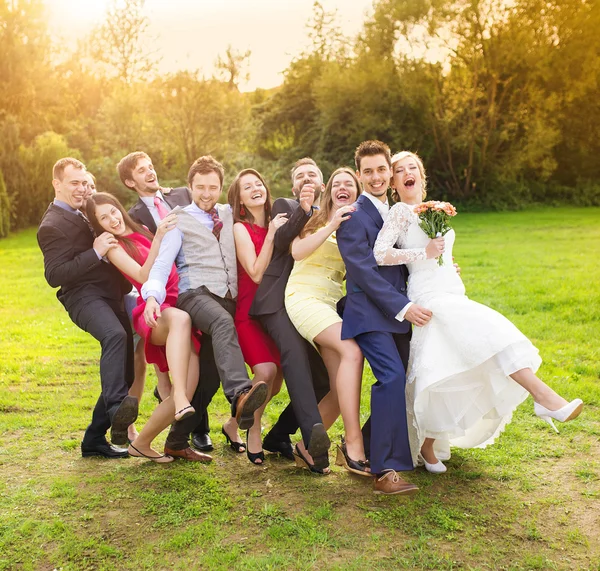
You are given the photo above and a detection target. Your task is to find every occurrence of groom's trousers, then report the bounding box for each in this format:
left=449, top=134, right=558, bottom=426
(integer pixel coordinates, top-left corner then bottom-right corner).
left=355, top=330, right=413, bottom=474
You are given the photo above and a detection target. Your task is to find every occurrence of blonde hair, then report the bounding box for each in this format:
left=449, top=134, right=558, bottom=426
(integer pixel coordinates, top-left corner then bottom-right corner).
left=390, top=151, right=427, bottom=202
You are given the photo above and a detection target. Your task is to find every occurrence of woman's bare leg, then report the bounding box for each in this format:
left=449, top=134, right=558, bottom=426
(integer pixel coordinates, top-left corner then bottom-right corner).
left=246, top=362, right=279, bottom=463
left=149, top=307, right=194, bottom=417
left=510, top=368, right=568, bottom=410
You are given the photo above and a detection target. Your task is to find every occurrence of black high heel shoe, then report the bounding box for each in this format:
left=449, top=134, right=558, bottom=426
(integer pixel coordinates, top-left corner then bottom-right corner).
left=246, top=430, right=265, bottom=465
left=293, top=444, right=330, bottom=475
left=221, top=425, right=245, bottom=453
left=335, top=441, right=371, bottom=477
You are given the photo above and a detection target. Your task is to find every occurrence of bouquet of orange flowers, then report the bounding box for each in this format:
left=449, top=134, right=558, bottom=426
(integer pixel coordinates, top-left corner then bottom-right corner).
left=414, top=201, right=458, bottom=266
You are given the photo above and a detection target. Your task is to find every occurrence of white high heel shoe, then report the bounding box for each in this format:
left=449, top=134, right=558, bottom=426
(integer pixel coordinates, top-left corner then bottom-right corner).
left=419, top=454, right=447, bottom=474
left=534, top=399, right=584, bottom=433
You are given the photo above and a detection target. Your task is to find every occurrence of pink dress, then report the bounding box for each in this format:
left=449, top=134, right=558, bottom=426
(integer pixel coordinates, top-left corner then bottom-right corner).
left=120, top=232, right=200, bottom=372
left=234, top=222, right=280, bottom=370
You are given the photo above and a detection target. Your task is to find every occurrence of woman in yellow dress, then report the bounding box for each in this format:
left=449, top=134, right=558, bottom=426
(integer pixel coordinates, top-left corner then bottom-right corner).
left=285, top=167, right=370, bottom=476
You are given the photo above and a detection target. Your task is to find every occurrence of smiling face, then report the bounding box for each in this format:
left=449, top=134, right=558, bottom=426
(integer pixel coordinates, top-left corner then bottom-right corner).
left=53, top=165, right=89, bottom=210
left=126, top=157, right=160, bottom=196
left=357, top=154, right=391, bottom=201
left=239, top=173, right=267, bottom=209
left=94, top=202, right=127, bottom=236
left=191, top=171, right=222, bottom=212
left=391, top=154, right=426, bottom=204
left=330, top=171, right=359, bottom=209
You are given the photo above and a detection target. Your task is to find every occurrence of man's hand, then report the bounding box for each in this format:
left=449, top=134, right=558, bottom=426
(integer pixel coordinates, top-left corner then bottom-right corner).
left=298, top=184, right=316, bottom=213
left=93, top=232, right=119, bottom=257
left=143, top=296, right=161, bottom=328
left=404, top=304, right=433, bottom=327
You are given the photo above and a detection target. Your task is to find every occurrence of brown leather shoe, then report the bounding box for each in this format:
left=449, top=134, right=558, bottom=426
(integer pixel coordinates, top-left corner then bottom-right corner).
left=164, top=446, right=212, bottom=463
left=373, top=470, right=419, bottom=495
left=233, top=382, right=269, bottom=430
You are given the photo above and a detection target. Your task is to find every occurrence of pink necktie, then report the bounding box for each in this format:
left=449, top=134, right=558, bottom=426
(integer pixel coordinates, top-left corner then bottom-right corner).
left=153, top=196, right=170, bottom=220
left=209, top=208, right=223, bottom=239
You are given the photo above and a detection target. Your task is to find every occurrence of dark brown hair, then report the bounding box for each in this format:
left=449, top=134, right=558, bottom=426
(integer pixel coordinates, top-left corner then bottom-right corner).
left=53, top=157, right=85, bottom=180
left=354, top=140, right=392, bottom=172
left=300, top=167, right=361, bottom=238
left=227, top=168, right=273, bottom=226
left=116, top=151, right=151, bottom=190
left=85, top=192, right=154, bottom=262
left=187, top=155, right=224, bottom=188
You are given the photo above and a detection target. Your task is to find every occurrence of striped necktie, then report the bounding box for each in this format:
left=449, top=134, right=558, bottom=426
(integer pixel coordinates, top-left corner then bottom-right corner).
left=209, top=207, right=223, bottom=239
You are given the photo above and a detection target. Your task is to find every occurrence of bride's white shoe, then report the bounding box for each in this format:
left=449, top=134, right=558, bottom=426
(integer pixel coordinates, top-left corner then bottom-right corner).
left=419, top=454, right=447, bottom=474
left=534, top=399, right=583, bottom=433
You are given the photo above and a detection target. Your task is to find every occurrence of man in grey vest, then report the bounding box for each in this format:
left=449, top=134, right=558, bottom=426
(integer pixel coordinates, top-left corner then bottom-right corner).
left=141, top=155, right=267, bottom=441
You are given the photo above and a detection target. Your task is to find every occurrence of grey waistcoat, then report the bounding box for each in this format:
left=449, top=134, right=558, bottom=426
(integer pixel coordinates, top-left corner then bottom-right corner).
left=173, top=204, right=238, bottom=299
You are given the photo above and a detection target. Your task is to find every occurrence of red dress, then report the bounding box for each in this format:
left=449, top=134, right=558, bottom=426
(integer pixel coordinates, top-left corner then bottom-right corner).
left=234, top=222, right=281, bottom=370
left=120, top=232, right=200, bottom=372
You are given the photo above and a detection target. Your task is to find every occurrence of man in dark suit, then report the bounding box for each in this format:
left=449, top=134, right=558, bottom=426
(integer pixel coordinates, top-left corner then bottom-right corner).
left=37, top=157, right=138, bottom=458
left=117, top=151, right=217, bottom=458
left=249, top=158, right=331, bottom=470
left=337, top=140, right=433, bottom=495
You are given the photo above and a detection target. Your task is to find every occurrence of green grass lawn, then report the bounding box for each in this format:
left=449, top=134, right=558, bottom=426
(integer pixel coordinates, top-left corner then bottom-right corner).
left=0, top=207, right=599, bottom=570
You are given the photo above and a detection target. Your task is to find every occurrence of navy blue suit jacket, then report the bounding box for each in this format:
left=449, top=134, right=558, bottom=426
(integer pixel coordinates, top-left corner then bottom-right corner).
left=336, top=194, right=411, bottom=339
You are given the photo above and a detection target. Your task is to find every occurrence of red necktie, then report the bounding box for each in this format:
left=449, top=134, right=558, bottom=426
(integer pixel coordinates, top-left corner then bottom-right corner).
left=153, top=196, right=170, bottom=220
left=209, top=207, right=223, bottom=239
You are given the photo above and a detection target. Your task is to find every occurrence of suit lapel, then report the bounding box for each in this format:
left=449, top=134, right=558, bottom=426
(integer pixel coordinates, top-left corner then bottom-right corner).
left=131, top=200, right=157, bottom=233
left=52, top=203, right=92, bottom=235
left=358, top=194, right=383, bottom=230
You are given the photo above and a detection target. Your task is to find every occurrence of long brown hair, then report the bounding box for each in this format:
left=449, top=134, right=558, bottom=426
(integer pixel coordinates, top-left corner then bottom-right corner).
left=300, top=167, right=361, bottom=238
left=85, top=192, right=154, bottom=262
left=227, top=168, right=273, bottom=226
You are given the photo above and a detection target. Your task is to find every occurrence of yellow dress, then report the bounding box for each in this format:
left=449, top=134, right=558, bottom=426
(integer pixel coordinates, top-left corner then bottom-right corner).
left=285, top=233, right=345, bottom=345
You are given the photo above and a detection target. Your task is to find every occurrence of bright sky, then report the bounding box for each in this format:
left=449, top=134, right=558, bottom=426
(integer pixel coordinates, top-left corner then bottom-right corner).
left=45, top=0, right=375, bottom=90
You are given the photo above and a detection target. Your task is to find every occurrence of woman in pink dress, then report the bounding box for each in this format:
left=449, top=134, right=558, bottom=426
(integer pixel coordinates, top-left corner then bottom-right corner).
left=227, top=169, right=288, bottom=464
left=86, top=192, right=200, bottom=463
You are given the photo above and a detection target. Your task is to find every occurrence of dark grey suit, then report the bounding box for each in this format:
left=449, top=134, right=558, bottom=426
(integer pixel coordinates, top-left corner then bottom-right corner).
left=249, top=198, right=330, bottom=447
left=37, top=203, right=134, bottom=445
left=128, top=188, right=218, bottom=449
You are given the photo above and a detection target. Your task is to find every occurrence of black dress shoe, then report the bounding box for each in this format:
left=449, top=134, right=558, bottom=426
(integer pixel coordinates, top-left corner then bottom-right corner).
left=109, top=396, right=139, bottom=446
left=262, top=435, right=294, bottom=460
left=81, top=441, right=129, bottom=459
left=191, top=432, right=214, bottom=452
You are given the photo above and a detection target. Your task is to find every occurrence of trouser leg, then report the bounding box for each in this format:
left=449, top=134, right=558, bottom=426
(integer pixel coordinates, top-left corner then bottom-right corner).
left=355, top=331, right=413, bottom=474
left=177, top=288, right=250, bottom=401
left=259, top=310, right=323, bottom=447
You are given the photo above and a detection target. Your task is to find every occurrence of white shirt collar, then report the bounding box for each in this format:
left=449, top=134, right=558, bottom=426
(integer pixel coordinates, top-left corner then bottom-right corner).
left=363, top=192, right=389, bottom=220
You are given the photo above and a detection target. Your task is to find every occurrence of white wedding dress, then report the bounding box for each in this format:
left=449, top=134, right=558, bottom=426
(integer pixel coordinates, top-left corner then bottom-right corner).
left=374, top=202, right=540, bottom=461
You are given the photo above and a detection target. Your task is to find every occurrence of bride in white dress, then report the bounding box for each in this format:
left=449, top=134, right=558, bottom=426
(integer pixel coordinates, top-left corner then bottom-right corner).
left=373, top=151, right=583, bottom=474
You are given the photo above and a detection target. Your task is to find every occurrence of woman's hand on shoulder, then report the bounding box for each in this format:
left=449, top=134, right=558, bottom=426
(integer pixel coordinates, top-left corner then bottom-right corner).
left=267, top=213, right=288, bottom=239
left=155, top=213, right=177, bottom=240
left=329, top=205, right=356, bottom=230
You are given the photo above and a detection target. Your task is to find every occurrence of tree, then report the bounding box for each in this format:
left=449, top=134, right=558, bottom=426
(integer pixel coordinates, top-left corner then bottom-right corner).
left=88, top=0, right=159, bottom=83
left=0, top=170, right=10, bottom=237
left=215, top=45, right=251, bottom=91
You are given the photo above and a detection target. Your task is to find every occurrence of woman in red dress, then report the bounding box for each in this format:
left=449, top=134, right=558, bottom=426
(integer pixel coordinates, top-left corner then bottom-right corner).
left=228, top=169, right=288, bottom=464
left=86, top=193, right=200, bottom=463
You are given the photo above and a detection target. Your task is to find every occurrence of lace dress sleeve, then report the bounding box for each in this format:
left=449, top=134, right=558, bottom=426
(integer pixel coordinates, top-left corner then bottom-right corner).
left=373, top=203, right=428, bottom=266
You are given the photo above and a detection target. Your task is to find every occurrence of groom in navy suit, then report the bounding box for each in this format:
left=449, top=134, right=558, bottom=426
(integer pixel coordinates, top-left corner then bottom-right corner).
left=337, top=140, right=432, bottom=495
